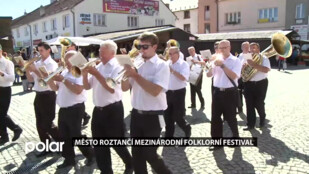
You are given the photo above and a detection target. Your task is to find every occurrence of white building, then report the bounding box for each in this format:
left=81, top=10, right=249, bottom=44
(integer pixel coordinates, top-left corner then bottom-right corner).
left=163, top=0, right=198, bottom=34
left=11, top=0, right=176, bottom=50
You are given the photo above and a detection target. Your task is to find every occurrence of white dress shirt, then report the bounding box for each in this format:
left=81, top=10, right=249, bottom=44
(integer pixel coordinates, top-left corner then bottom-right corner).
left=250, top=55, right=271, bottom=82
left=56, top=69, right=87, bottom=108
left=31, top=56, right=58, bottom=92
left=211, top=53, right=241, bottom=88
left=186, top=53, right=203, bottom=67
left=0, top=56, right=15, bottom=87
left=89, top=57, right=123, bottom=107
left=168, top=58, right=189, bottom=90
left=130, top=54, right=170, bottom=111
left=238, top=53, right=246, bottom=65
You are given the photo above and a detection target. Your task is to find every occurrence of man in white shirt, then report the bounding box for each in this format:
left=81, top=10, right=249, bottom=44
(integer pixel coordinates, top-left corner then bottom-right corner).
left=122, top=32, right=172, bottom=174
left=237, top=41, right=250, bottom=114
left=243, top=42, right=271, bottom=130
left=0, top=44, right=23, bottom=145
left=48, top=51, right=94, bottom=168
left=25, top=42, right=61, bottom=157
left=82, top=40, right=133, bottom=174
left=207, top=40, right=241, bottom=151
left=165, top=47, right=191, bottom=138
left=187, top=46, right=205, bottom=110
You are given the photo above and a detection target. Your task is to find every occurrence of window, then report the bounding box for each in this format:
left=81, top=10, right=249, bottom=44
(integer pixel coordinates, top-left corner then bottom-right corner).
left=63, top=14, right=70, bottom=28
left=155, top=19, right=164, bottom=26
left=205, top=23, right=210, bottom=33
left=296, top=3, right=305, bottom=19
left=225, top=12, right=241, bottom=24
left=184, top=10, right=190, bottom=19
left=128, top=16, right=138, bottom=27
left=51, top=19, right=57, bottom=30
left=24, top=26, right=29, bottom=36
left=33, top=24, right=38, bottom=35
left=184, top=24, right=190, bottom=33
left=16, top=28, right=20, bottom=38
left=204, top=6, right=210, bottom=20
left=43, top=21, right=47, bottom=32
left=93, top=13, right=106, bottom=26
left=258, top=7, right=278, bottom=23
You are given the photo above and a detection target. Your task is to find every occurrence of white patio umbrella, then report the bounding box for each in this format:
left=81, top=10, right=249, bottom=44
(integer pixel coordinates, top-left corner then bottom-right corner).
left=46, top=36, right=102, bottom=46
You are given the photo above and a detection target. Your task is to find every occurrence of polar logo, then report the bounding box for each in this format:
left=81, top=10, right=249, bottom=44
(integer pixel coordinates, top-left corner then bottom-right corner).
left=25, top=140, right=64, bottom=153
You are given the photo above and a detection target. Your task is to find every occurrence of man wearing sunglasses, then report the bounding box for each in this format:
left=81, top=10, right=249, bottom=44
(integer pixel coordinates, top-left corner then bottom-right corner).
left=122, top=32, right=172, bottom=174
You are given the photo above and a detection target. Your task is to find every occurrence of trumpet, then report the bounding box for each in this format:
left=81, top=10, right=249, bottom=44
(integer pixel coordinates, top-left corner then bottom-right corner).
left=38, top=66, right=65, bottom=87
left=16, top=56, right=41, bottom=76
left=106, top=58, right=144, bottom=89
left=71, top=58, right=101, bottom=77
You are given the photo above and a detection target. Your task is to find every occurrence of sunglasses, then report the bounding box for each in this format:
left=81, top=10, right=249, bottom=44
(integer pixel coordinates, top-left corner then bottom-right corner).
left=136, top=44, right=152, bottom=50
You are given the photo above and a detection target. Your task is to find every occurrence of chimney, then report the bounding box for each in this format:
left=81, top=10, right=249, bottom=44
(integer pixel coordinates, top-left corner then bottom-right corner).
left=40, top=5, right=45, bottom=16
left=50, top=0, right=56, bottom=3
left=24, top=10, right=27, bottom=15
left=166, top=3, right=170, bottom=9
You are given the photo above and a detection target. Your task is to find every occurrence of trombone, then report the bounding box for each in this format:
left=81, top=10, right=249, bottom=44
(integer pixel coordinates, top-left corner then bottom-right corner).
left=106, top=57, right=144, bottom=89
left=16, top=56, right=41, bottom=76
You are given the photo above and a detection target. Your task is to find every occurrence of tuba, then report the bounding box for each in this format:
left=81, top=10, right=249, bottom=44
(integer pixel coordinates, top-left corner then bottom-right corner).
left=163, top=39, right=179, bottom=61
left=128, top=39, right=140, bottom=58
left=242, top=33, right=292, bottom=82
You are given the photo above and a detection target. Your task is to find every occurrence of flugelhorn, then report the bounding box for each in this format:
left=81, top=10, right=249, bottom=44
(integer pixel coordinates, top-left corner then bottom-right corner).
left=38, top=66, right=65, bottom=87
left=106, top=57, right=144, bottom=89
left=16, top=56, right=41, bottom=76
left=71, top=58, right=101, bottom=78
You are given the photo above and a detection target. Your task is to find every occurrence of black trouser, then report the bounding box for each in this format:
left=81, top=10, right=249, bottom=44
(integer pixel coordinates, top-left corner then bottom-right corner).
left=211, top=87, right=239, bottom=138
left=244, top=78, right=268, bottom=127
left=58, top=103, right=93, bottom=163
left=0, top=87, right=12, bottom=138
left=237, top=78, right=244, bottom=111
left=164, top=88, right=190, bottom=137
left=131, top=109, right=171, bottom=174
left=92, top=101, right=132, bottom=174
left=190, top=75, right=205, bottom=107
left=34, top=91, right=60, bottom=142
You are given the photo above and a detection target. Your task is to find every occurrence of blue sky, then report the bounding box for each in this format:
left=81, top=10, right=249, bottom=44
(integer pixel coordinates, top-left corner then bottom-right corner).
left=0, top=0, right=50, bottom=19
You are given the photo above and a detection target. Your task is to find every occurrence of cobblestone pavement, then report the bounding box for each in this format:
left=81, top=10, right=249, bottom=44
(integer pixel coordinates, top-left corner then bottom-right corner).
left=1, top=66, right=309, bottom=174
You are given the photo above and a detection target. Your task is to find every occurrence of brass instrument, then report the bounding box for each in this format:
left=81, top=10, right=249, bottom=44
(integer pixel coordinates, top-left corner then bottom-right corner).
left=163, top=39, right=179, bottom=61
left=242, top=33, right=292, bottom=82
left=16, top=56, right=41, bottom=76
left=38, top=66, right=64, bottom=87
left=71, top=58, right=101, bottom=78
left=128, top=39, right=140, bottom=58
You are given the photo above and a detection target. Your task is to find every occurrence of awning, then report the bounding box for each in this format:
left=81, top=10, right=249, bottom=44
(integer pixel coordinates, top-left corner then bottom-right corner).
left=195, top=30, right=299, bottom=41
left=46, top=36, right=102, bottom=46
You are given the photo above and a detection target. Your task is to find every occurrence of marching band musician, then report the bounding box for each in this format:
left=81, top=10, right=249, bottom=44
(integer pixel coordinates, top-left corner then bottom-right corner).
left=0, top=44, right=23, bottom=145
left=47, top=50, right=94, bottom=168
left=25, top=42, right=61, bottom=157
left=187, top=46, right=205, bottom=110
left=82, top=40, right=133, bottom=174
left=243, top=42, right=270, bottom=130
left=164, top=46, right=191, bottom=138
left=65, top=41, right=91, bottom=127
left=122, top=32, right=172, bottom=174
left=206, top=40, right=241, bottom=151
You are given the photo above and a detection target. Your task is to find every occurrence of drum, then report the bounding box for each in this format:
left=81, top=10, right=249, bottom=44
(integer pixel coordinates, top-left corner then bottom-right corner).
left=188, top=64, right=203, bottom=86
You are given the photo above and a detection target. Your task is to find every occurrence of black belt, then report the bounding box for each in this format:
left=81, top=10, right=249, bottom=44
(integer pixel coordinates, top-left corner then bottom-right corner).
left=168, top=88, right=185, bottom=93
left=61, top=103, right=84, bottom=109
left=133, top=108, right=164, bottom=115
left=247, top=78, right=267, bottom=84
left=95, top=101, right=121, bottom=111
left=36, top=91, right=55, bottom=95
left=0, top=86, right=11, bottom=89
left=213, top=87, right=237, bottom=92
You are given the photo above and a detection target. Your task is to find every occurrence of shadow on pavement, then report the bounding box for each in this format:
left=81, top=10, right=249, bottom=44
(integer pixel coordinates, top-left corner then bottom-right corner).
left=11, top=91, right=32, bottom=96
left=249, top=127, right=309, bottom=166
left=213, top=147, right=255, bottom=174
left=185, top=108, right=210, bottom=125
left=0, top=143, right=17, bottom=153
left=162, top=146, right=194, bottom=174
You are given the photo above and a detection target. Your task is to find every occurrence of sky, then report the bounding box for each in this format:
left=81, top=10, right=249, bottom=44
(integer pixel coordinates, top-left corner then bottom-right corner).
left=0, top=0, right=50, bottom=19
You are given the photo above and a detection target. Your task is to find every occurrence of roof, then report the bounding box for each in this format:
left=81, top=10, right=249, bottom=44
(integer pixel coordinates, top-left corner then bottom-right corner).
left=195, top=30, right=300, bottom=41
left=87, top=25, right=197, bottom=42
left=162, top=0, right=198, bottom=12
left=11, top=0, right=83, bottom=28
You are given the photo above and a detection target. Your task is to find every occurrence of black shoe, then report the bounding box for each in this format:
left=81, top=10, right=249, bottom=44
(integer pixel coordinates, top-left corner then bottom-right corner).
left=0, top=137, right=9, bottom=146
left=35, top=151, right=52, bottom=157
left=259, top=123, right=265, bottom=129
left=184, top=126, right=192, bottom=138
left=200, top=106, right=205, bottom=110
left=85, top=157, right=95, bottom=166
left=57, top=160, right=75, bottom=169
left=188, top=105, right=196, bottom=109
left=12, top=128, right=23, bottom=141
left=243, top=126, right=254, bottom=131
left=82, top=114, right=91, bottom=127
left=209, top=146, right=222, bottom=151
left=124, top=166, right=134, bottom=174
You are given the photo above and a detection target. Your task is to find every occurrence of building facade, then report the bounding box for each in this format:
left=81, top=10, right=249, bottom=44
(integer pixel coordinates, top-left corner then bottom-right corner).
left=11, top=0, right=176, bottom=50
left=197, top=0, right=218, bottom=34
